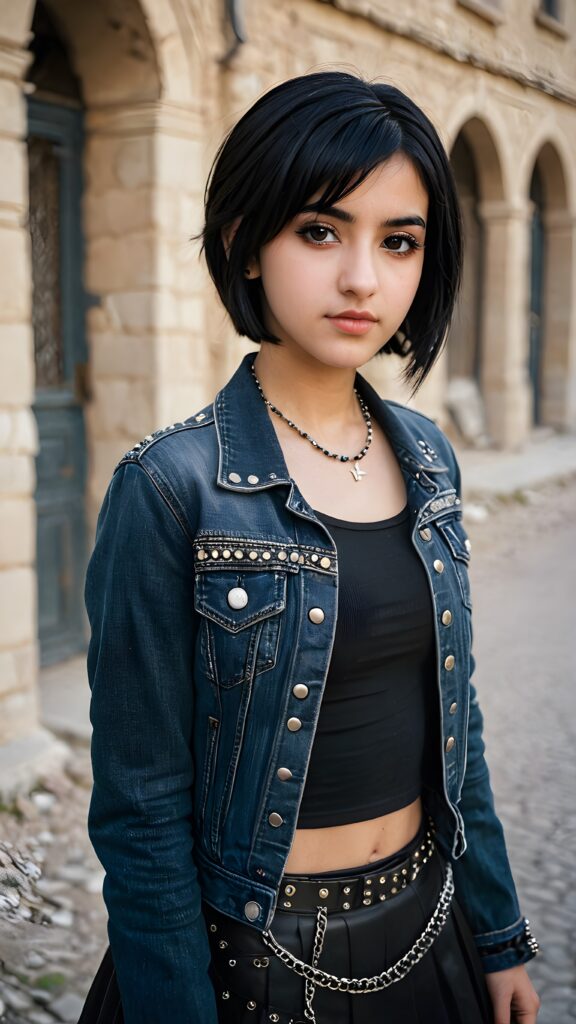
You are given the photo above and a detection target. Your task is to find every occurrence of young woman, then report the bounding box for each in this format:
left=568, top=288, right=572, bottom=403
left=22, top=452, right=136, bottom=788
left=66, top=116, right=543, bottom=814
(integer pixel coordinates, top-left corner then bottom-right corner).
left=80, top=72, right=541, bottom=1024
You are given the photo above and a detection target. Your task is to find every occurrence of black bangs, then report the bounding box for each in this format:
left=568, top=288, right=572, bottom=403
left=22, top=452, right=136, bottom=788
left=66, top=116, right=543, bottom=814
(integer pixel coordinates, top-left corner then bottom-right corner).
left=253, top=98, right=404, bottom=242
left=197, top=71, right=462, bottom=390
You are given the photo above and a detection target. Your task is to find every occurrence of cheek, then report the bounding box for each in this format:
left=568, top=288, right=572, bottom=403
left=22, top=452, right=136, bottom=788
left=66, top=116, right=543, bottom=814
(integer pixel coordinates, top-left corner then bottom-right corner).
left=388, top=258, right=424, bottom=306
left=261, top=249, right=324, bottom=311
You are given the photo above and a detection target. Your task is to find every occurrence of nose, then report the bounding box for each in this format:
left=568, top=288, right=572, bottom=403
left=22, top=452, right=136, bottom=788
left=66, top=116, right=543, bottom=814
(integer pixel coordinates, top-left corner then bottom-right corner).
left=337, top=241, right=378, bottom=298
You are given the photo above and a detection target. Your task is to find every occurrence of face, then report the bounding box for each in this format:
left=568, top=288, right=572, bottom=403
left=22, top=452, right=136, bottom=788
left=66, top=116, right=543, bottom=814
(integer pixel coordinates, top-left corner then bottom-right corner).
left=249, top=153, right=428, bottom=370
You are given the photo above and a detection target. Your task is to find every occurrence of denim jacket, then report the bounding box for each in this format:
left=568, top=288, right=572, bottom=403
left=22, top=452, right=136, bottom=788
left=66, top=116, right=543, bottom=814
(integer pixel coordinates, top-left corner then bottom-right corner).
left=85, top=351, right=535, bottom=1024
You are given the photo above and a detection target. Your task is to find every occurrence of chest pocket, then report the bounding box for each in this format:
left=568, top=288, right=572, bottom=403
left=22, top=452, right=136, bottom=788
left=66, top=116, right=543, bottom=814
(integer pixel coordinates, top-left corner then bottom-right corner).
left=194, top=570, right=287, bottom=687
left=433, top=515, right=472, bottom=610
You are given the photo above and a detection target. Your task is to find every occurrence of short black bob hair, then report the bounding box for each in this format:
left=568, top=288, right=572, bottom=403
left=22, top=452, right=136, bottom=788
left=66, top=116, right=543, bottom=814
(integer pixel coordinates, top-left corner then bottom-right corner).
left=199, top=70, right=462, bottom=390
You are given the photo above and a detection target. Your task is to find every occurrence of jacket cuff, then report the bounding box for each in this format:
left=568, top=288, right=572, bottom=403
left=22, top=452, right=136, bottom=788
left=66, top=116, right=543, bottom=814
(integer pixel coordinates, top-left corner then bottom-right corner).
left=475, top=917, right=540, bottom=973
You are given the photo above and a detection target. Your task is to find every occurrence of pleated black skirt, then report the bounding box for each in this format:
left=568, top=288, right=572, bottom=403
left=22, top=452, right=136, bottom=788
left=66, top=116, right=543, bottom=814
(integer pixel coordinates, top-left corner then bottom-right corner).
left=79, top=838, right=493, bottom=1024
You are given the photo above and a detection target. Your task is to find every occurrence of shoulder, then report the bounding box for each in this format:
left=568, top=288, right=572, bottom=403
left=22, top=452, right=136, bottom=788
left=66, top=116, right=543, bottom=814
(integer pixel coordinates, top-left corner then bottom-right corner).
left=384, top=399, right=459, bottom=476
left=114, top=402, right=216, bottom=476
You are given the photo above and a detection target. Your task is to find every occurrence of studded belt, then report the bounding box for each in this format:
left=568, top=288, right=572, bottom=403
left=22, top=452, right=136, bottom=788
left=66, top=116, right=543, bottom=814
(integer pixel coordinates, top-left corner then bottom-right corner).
left=277, top=825, right=436, bottom=914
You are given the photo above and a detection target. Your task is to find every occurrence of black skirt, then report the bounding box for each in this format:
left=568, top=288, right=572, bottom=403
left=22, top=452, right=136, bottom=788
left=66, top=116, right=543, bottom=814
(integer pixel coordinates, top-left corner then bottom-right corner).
left=79, top=835, right=493, bottom=1024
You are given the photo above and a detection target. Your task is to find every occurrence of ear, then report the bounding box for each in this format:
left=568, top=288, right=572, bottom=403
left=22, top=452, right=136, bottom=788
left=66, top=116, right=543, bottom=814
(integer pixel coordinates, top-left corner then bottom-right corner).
left=221, top=216, right=242, bottom=259
left=221, top=216, right=261, bottom=278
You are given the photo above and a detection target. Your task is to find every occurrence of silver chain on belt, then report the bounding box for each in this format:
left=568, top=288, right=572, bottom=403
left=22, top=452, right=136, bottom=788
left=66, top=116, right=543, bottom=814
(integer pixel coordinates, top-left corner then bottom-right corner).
left=261, top=862, right=455, bottom=1023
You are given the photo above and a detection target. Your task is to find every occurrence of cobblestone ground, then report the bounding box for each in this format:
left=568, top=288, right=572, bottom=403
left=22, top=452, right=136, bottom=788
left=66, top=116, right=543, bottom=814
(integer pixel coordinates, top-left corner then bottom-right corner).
left=465, top=476, right=576, bottom=1023
left=0, top=476, right=574, bottom=1023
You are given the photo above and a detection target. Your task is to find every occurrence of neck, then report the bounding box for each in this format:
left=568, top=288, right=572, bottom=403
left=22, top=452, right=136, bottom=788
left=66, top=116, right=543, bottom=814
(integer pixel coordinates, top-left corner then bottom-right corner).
left=252, top=346, right=362, bottom=437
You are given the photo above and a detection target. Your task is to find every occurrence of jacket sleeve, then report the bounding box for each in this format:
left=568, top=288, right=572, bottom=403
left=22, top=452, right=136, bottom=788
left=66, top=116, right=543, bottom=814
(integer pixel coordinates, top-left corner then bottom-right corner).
left=84, top=460, right=218, bottom=1023
left=441, top=436, right=540, bottom=973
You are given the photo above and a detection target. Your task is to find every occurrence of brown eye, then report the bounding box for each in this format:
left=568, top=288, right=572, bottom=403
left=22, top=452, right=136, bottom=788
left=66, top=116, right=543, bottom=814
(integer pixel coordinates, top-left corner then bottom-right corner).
left=296, top=223, right=338, bottom=244
left=383, top=234, right=419, bottom=254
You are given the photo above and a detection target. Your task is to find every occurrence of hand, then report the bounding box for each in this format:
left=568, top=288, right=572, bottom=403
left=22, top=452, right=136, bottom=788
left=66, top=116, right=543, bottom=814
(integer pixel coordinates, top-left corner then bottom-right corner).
left=485, top=964, right=541, bottom=1023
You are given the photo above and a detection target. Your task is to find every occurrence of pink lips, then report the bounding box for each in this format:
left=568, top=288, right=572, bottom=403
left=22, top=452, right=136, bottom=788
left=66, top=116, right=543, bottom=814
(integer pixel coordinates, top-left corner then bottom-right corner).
left=327, top=309, right=378, bottom=335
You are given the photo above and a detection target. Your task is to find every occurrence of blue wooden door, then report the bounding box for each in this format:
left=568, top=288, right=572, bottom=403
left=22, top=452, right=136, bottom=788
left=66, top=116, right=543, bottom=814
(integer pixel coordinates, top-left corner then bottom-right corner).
left=27, top=99, right=90, bottom=666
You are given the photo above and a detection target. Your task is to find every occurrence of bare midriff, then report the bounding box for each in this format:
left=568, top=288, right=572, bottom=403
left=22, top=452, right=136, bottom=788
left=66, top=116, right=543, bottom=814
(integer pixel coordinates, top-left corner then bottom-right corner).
left=284, top=796, right=423, bottom=874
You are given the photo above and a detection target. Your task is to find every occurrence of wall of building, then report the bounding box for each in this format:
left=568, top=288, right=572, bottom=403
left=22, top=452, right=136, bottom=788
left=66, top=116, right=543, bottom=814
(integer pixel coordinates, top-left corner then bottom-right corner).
left=0, top=0, right=574, bottom=788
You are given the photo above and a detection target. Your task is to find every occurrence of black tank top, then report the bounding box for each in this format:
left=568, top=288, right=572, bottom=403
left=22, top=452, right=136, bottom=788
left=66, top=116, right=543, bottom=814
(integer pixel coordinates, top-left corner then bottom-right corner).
left=296, top=504, right=437, bottom=828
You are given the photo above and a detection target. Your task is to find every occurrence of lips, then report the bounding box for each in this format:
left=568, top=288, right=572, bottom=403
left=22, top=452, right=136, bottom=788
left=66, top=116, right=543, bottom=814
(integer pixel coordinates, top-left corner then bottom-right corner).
left=330, top=309, right=378, bottom=321
left=326, top=312, right=378, bottom=336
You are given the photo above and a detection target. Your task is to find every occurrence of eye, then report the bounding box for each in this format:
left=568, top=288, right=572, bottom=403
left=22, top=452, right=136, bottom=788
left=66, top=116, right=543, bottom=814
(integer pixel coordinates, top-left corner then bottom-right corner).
left=383, top=233, right=423, bottom=255
left=296, top=223, right=338, bottom=245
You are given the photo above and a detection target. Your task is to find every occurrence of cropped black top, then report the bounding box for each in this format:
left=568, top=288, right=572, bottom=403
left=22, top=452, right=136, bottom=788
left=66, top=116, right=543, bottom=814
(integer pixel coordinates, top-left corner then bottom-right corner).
left=296, top=504, right=437, bottom=829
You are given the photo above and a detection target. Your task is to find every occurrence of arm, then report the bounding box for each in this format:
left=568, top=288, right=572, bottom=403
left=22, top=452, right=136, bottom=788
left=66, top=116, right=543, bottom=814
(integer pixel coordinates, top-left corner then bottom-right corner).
left=85, top=461, right=218, bottom=1024
left=439, top=438, right=540, bottom=1019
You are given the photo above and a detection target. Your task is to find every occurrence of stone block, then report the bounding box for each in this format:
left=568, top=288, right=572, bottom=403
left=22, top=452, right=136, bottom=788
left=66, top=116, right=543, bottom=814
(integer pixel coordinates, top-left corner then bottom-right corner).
left=152, top=190, right=180, bottom=233
left=86, top=302, right=110, bottom=333
left=0, top=567, right=36, bottom=648
left=156, top=135, right=203, bottom=192
left=103, top=291, right=156, bottom=332
left=90, top=332, right=156, bottom=379
left=155, top=289, right=180, bottom=331
left=0, top=323, right=35, bottom=405
left=88, top=439, right=131, bottom=489
left=84, top=188, right=153, bottom=237
left=0, top=78, right=25, bottom=136
left=87, top=234, right=156, bottom=291
left=157, top=332, right=210, bottom=384
left=115, top=136, right=154, bottom=190
left=0, top=454, right=35, bottom=496
left=0, top=228, right=30, bottom=322
left=0, top=137, right=25, bottom=209
left=0, top=642, right=36, bottom=699
left=0, top=649, right=18, bottom=697
left=0, top=407, right=37, bottom=454
left=0, top=686, right=39, bottom=747
left=83, top=136, right=139, bottom=193
left=0, top=728, right=69, bottom=800
left=0, top=3, right=35, bottom=47
left=90, top=378, right=155, bottom=440
left=178, top=294, right=204, bottom=332
left=0, top=497, right=34, bottom=568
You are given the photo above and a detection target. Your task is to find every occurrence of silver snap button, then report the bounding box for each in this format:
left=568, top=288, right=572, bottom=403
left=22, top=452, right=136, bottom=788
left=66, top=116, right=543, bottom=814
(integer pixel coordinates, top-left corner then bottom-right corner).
left=227, top=587, right=248, bottom=610
left=308, top=607, right=325, bottom=624
left=292, top=684, right=309, bottom=699
left=268, top=812, right=283, bottom=827
left=244, top=901, right=261, bottom=921
left=247, top=474, right=259, bottom=484
left=277, top=767, right=292, bottom=781
left=228, top=472, right=242, bottom=483
left=287, top=717, right=302, bottom=732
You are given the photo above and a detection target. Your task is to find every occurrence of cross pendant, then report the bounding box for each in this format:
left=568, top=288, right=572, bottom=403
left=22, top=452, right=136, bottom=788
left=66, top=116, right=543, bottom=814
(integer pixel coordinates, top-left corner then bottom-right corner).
left=350, top=462, right=366, bottom=482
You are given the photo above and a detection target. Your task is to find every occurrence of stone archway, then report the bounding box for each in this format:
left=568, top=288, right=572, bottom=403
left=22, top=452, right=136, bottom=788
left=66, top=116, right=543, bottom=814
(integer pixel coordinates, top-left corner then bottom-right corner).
left=0, top=0, right=212, bottom=783
left=447, top=113, right=531, bottom=448
left=526, top=141, right=574, bottom=430
left=447, top=117, right=510, bottom=446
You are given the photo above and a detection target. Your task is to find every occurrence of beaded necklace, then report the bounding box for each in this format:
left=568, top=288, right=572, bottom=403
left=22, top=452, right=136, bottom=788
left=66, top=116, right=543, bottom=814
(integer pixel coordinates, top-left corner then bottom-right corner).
left=249, top=361, right=373, bottom=482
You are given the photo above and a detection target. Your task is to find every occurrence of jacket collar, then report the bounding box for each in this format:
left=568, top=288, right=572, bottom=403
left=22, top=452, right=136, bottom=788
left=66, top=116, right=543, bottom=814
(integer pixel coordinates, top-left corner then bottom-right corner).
left=214, top=351, right=448, bottom=493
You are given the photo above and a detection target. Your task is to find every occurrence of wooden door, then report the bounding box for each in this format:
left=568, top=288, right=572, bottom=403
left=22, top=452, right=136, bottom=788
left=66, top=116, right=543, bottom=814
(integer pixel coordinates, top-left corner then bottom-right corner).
left=27, top=99, right=90, bottom=666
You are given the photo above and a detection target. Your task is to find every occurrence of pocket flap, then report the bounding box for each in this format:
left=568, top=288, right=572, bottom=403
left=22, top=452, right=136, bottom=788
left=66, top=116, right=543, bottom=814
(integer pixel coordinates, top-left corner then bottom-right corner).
left=194, top=570, right=287, bottom=632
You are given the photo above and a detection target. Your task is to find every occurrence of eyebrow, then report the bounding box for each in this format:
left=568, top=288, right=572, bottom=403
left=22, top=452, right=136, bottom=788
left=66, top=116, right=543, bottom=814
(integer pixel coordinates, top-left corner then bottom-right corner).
left=299, top=203, right=426, bottom=230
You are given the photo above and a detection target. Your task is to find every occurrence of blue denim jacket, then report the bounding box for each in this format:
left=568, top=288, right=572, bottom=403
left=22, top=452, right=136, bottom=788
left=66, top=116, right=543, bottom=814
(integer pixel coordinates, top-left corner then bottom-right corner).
left=85, top=351, right=534, bottom=1023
